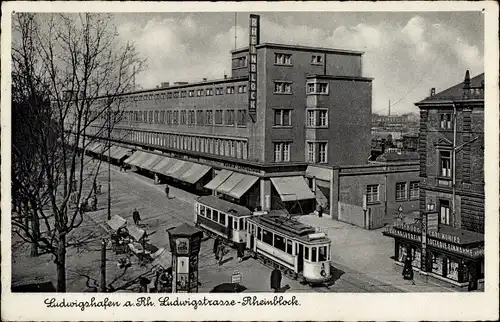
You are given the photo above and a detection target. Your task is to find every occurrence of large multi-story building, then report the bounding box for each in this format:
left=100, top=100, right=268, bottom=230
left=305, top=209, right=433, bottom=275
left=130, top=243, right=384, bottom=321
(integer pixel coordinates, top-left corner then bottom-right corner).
left=81, top=15, right=373, bottom=214
left=384, top=70, right=484, bottom=290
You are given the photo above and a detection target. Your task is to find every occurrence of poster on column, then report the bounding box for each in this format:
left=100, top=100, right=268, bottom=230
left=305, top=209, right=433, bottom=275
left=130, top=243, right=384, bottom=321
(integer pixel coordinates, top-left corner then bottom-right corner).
left=176, top=273, right=189, bottom=293
left=177, top=256, right=189, bottom=274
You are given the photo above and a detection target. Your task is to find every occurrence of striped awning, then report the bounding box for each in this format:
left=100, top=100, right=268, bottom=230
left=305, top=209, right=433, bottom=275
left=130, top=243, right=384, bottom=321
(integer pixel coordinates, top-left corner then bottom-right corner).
left=204, top=170, right=233, bottom=190
left=179, top=163, right=211, bottom=184
left=226, top=174, right=259, bottom=199
left=270, top=176, right=315, bottom=202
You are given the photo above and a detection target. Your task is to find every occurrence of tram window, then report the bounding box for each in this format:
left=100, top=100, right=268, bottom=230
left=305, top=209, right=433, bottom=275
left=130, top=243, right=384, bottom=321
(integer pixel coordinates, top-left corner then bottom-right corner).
left=213, top=210, right=219, bottom=222
left=311, top=247, right=317, bottom=262
left=274, top=234, right=286, bottom=252
left=233, top=220, right=238, bottom=230
left=206, top=208, right=212, bottom=220
left=262, top=230, right=273, bottom=245
left=257, top=227, right=262, bottom=240
left=244, top=219, right=247, bottom=230
left=318, top=246, right=327, bottom=261
left=286, top=240, right=293, bottom=254
left=304, top=247, right=309, bottom=260
left=199, top=205, right=205, bottom=216
left=239, top=218, right=244, bottom=230
left=220, top=213, right=226, bottom=225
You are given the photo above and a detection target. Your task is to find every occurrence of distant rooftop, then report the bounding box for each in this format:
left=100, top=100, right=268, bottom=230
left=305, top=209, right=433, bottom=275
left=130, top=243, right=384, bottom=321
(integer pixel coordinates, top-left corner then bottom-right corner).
left=231, top=42, right=364, bottom=56
left=418, top=71, right=484, bottom=103
left=376, top=150, right=420, bottom=162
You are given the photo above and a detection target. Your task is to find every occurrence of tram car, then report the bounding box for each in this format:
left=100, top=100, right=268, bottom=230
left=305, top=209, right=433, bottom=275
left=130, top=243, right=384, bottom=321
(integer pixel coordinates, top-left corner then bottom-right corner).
left=194, top=195, right=259, bottom=245
left=246, top=211, right=331, bottom=284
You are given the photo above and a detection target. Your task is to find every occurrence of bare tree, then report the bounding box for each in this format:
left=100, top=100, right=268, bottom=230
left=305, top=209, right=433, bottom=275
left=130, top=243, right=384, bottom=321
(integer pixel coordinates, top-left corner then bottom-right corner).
left=11, top=13, right=146, bottom=292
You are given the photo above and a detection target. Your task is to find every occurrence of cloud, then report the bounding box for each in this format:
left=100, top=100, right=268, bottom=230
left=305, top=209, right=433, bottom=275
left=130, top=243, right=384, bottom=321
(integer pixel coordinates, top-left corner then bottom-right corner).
left=117, top=14, right=483, bottom=115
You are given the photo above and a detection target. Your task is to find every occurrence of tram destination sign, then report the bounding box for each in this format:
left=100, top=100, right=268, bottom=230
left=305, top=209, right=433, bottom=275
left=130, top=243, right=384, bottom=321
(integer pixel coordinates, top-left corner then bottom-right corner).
left=248, top=14, right=260, bottom=117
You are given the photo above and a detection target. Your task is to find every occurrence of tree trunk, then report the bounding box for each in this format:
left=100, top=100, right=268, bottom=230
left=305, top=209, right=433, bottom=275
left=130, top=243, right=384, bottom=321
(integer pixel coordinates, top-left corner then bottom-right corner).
left=56, top=233, right=67, bottom=292
left=29, top=201, right=39, bottom=257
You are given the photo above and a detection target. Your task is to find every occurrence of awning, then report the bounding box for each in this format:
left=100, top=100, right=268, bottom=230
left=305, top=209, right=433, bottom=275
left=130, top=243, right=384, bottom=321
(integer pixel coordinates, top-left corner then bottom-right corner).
left=306, top=165, right=332, bottom=182
left=110, top=147, right=131, bottom=160
left=106, top=214, right=127, bottom=231
left=152, top=157, right=175, bottom=174
left=226, top=174, right=259, bottom=199
left=127, top=225, right=146, bottom=241
left=140, top=154, right=163, bottom=171
left=216, top=173, right=245, bottom=194
left=204, top=170, right=233, bottom=190
left=169, top=161, right=192, bottom=180
left=270, top=176, right=315, bottom=201
left=163, top=159, right=186, bottom=177
left=124, top=151, right=151, bottom=167
left=180, top=164, right=211, bottom=184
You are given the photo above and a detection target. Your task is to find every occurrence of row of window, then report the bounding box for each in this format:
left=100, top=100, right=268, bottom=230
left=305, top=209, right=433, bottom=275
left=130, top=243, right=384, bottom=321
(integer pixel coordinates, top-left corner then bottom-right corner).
left=272, top=141, right=328, bottom=163
left=123, top=109, right=248, bottom=126
left=197, top=204, right=247, bottom=230
left=366, top=181, right=420, bottom=203
left=94, top=127, right=249, bottom=160
left=232, top=53, right=325, bottom=68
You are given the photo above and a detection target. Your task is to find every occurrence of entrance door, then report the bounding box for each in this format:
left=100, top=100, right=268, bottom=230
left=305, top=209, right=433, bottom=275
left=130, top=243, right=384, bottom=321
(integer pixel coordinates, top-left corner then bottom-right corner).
left=227, top=216, right=233, bottom=240
left=297, top=243, right=304, bottom=272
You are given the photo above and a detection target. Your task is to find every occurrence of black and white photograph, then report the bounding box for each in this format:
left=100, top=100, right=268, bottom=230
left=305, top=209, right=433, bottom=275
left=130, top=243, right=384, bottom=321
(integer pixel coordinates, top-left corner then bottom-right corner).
left=1, top=1, right=498, bottom=321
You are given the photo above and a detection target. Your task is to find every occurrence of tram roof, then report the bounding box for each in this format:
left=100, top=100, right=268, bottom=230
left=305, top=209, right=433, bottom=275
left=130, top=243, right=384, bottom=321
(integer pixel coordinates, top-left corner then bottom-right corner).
left=196, top=195, right=253, bottom=217
left=249, top=212, right=331, bottom=244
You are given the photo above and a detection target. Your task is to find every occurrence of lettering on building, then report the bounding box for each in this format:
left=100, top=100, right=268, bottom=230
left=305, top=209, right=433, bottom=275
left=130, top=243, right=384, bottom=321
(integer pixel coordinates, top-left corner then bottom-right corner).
left=248, top=14, right=260, bottom=117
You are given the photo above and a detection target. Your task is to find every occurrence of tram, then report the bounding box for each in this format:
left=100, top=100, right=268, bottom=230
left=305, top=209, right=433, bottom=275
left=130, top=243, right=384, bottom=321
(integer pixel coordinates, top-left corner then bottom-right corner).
left=247, top=211, right=331, bottom=284
left=194, top=195, right=258, bottom=245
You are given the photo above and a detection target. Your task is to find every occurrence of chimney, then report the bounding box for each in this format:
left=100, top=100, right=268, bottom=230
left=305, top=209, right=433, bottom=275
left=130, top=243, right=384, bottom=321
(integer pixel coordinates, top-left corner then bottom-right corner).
left=430, top=88, right=436, bottom=96
left=224, top=74, right=227, bottom=79
left=161, top=82, right=170, bottom=88
left=463, top=70, right=471, bottom=89
left=203, top=78, right=207, bottom=82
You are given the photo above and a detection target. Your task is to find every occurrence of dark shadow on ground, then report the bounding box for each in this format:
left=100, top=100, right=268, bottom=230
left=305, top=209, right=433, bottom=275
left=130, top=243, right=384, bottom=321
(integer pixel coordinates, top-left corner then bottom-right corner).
left=12, top=281, right=56, bottom=292
left=219, top=256, right=234, bottom=265
left=210, top=283, right=247, bottom=293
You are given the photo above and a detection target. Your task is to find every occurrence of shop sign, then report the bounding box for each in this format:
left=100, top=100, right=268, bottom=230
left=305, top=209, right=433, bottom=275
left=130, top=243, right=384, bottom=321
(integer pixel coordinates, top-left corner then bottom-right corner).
left=393, top=222, right=421, bottom=234
left=427, top=239, right=484, bottom=258
left=427, top=212, right=439, bottom=232
left=428, top=230, right=461, bottom=244
left=384, top=227, right=421, bottom=242
left=248, top=14, right=260, bottom=116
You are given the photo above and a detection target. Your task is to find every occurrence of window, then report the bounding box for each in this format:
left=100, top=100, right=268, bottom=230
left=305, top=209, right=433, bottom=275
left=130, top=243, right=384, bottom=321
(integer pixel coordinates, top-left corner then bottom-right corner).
left=306, top=82, right=329, bottom=95
left=274, top=81, right=292, bottom=94
left=197, top=89, right=204, bottom=97
left=206, top=88, right=213, bottom=96
left=318, top=246, right=327, bottom=261
left=173, top=111, right=179, bottom=124
left=215, top=110, right=223, bottom=125
left=318, top=110, right=327, bottom=126
left=197, top=110, right=204, bottom=125
left=439, top=199, right=451, bottom=225
left=440, top=113, right=452, bottom=129
left=166, top=111, right=172, bottom=124
left=206, top=208, right=212, bottom=220
left=237, top=109, right=247, bottom=125
left=212, top=210, right=219, bottom=222
left=307, top=142, right=315, bottom=162
left=160, top=111, right=165, bottom=123
left=232, top=56, right=247, bottom=68
left=311, top=54, right=323, bottom=64
left=226, top=86, right=235, bottom=94
left=238, top=85, right=247, bottom=93
left=173, top=92, right=179, bottom=98
left=188, top=110, right=195, bottom=125
left=274, top=234, right=286, bottom=252
left=219, top=213, right=226, bottom=225
left=274, top=109, right=291, bottom=126
left=396, top=182, right=408, bottom=201
left=181, top=91, right=187, bottom=98
left=286, top=239, right=293, bottom=255
left=257, top=227, right=261, bottom=240
left=215, top=87, right=224, bottom=95
left=154, top=111, right=159, bottom=123
left=410, top=181, right=419, bottom=199
left=262, top=229, right=273, bottom=245
left=366, top=184, right=380, bottom=203
left=307, top=110, right=315, bottom=127
left=274, top=142, right=291, bottom=162
left=225, top=109, right=235, bottom=125
left=304, top=246, right=309, bottom=261
left=148, top=111, right=153, bottom=123
left=206, top=110, right=213, bottom=125
left=440, top=151, right=451, bottom=177
left=167, top=92, right=173, bottom=99
left=274, top=53, right=292, bottom=65
left=318, top=142, right=327, bottom=163
left=180, top=111, right=187, bottom=124
left=311, top=247, right=317, bottom=262
left=188, top=90, right=194, bottom=97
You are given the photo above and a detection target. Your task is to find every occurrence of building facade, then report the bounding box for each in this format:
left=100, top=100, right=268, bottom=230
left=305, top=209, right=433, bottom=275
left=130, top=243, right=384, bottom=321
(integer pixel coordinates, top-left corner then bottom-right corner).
left=384, top=71, right=485, bottom=290
left=75, top=15, right=373, bottom=215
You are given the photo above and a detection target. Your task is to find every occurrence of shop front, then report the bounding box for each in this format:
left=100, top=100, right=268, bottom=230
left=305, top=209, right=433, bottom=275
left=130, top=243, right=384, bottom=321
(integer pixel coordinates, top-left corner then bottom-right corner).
left=384, top=222, right=484, bottom=290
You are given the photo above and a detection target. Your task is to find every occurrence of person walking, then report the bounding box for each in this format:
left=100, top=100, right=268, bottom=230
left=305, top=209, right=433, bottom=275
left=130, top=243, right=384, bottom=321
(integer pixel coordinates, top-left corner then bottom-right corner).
left=133, top=208, right=141, bottom=226
left=91, top=194, right=98, bottom=211
left=165, top=184, right=170, bottom=199
left=213, top=237, right=221, bottom=261
left=217, top=242, right=225, bottom=266
left=237, top=239, right=245, bottom=262
left=271, top=268, right=282, bottom=292
left=97, top=182, right=102, bottom=194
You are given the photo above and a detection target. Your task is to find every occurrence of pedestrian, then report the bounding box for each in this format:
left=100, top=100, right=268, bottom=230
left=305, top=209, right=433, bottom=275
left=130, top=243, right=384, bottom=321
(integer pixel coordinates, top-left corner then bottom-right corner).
left=133, top=208, right=141, bottom=226
left=92, top=180, right=97, bottom=195
left=402, top=252, right=415, bottom=284
left=97, top=182, right=102, bottom=194
left=237, top=239, right=245, bottom=262
left=213, top=237, right=221, bottom=261
left=271, top=268, right=282, bottom=292
left=91, top=195, right=98, bottom=211
left=217, top=242, right=225, bottom=266
left=165, top=184, right=170, bottom=199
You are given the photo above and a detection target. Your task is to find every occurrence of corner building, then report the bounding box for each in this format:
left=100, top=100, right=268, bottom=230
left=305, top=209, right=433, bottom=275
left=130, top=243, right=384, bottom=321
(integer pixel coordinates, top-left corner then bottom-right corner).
left=85, top=31, right=372, bottom=214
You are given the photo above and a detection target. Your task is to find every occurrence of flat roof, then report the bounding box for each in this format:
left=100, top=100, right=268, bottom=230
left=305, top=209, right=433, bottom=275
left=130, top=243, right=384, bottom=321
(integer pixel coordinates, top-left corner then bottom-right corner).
left=231, top=42, right=364, bottom=55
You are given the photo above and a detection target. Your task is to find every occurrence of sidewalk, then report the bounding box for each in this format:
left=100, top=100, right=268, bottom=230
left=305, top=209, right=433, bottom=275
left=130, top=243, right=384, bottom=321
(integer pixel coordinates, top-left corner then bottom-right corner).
left=298, top=214, right=456, bottom=292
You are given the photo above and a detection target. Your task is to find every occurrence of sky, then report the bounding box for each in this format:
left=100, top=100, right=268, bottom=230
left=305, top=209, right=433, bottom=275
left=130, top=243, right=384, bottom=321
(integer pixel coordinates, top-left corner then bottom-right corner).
left=113, top=11, right=484, bottom=115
